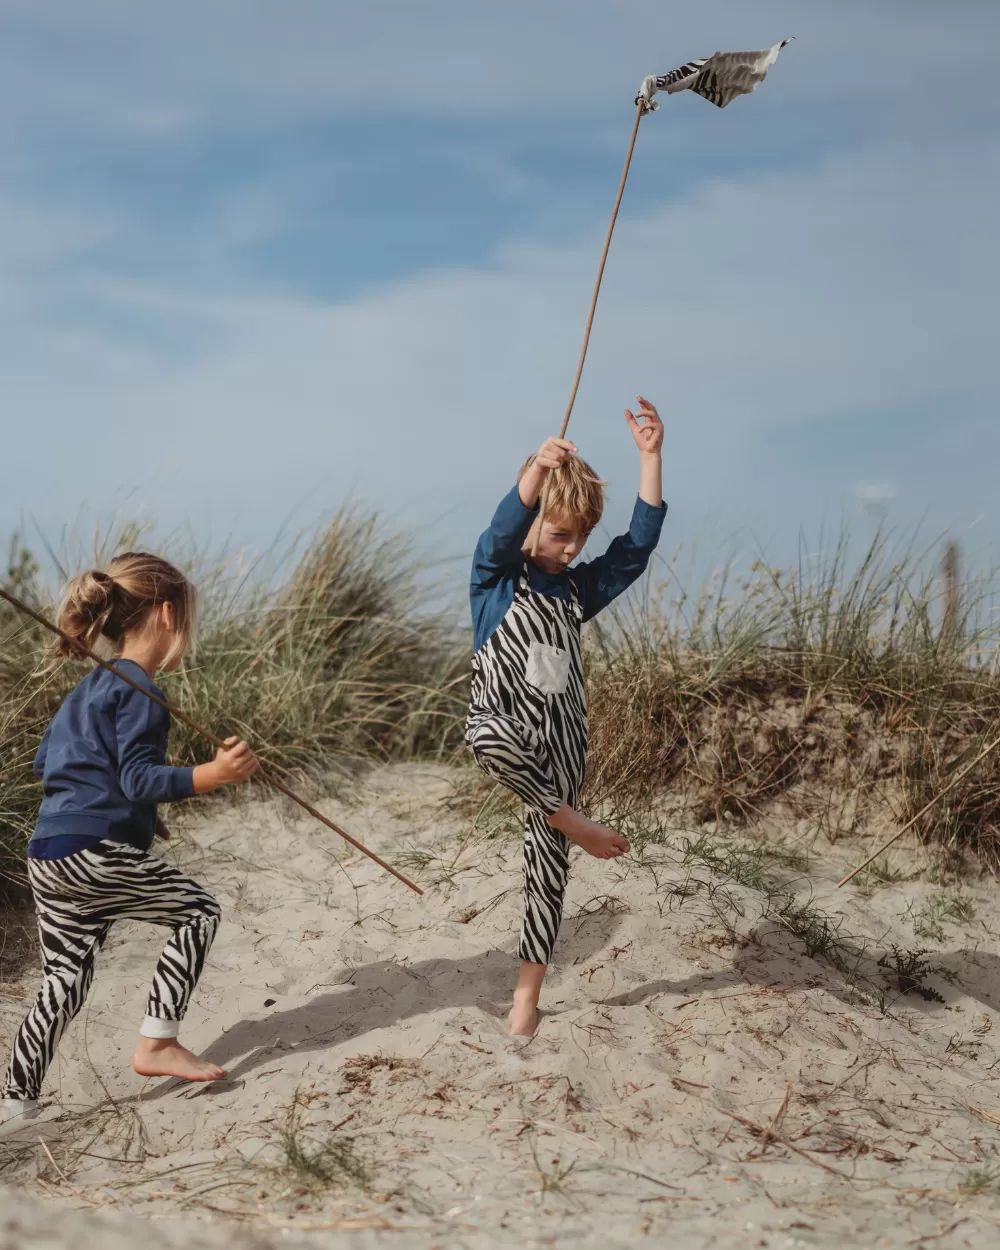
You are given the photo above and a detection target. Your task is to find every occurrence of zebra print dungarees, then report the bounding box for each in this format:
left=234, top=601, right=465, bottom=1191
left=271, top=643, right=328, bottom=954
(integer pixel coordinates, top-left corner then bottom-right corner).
left=466, top=563, right=587, bottom=965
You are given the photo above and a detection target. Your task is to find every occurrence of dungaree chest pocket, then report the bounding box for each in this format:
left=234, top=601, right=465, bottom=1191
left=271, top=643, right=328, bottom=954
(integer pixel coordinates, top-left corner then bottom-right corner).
left=525, top=642, right=571, bottom=696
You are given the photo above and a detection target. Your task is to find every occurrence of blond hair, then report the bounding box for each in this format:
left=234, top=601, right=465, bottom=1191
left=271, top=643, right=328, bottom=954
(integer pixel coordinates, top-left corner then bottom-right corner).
left=517, top=453, right=606, bottom=532
left=54, top=551, right=197, bottom=668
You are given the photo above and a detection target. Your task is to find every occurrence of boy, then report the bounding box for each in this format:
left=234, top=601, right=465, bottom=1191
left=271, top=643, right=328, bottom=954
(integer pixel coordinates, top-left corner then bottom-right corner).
left=466, top=397, right=666, bottom=1035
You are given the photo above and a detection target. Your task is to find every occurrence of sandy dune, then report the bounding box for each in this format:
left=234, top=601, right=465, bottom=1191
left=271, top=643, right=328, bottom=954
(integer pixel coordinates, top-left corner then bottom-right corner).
left=3, top=763, right=1000, bottom=1248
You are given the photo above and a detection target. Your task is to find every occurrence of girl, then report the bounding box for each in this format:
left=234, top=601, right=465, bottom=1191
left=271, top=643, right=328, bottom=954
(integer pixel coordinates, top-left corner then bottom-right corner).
left=1, top=552, right=257, bottom=1128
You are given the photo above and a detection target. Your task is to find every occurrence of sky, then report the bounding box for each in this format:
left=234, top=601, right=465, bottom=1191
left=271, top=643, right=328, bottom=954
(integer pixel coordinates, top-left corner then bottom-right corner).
left=2, top=1, right=999, bottom=588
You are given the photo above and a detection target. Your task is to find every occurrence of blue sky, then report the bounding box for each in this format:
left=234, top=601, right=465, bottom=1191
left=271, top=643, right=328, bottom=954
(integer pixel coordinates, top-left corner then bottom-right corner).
left=2, top=1, right=999, bottom=584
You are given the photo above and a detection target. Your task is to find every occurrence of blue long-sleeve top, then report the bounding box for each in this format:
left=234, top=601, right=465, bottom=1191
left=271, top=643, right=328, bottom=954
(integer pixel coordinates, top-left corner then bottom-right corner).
left=28, top=658, right=195, bottom=857
left=471, top=485, right=667, bottom=652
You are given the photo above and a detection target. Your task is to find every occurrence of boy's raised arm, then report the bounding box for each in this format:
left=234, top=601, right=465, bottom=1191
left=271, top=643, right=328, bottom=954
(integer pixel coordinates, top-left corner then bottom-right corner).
left=472, top=437, right=578, bottom=581
left=472, top=487, right=539, bottom=582
left=573, top=398, right=666, bottom=621
left=573, top=499, right=666, bottom=621
left=626, top=396, right=664, bottom=509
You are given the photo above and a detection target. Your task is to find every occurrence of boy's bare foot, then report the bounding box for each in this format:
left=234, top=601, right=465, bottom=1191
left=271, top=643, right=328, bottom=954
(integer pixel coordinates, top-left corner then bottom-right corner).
left=508, top=994, right=539, bottom=1037
left=547, top=804, right=630, bottom=859
left=132, top=1039, right=226, bottom=1082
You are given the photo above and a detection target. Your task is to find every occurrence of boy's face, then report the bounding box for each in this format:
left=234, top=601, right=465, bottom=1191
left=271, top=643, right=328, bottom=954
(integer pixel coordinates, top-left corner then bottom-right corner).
left=525, top=512, right=591, bottom=574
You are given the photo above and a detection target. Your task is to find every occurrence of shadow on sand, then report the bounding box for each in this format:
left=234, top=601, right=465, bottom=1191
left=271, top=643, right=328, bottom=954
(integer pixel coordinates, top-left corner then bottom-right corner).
left=142, top=907, right=629, bottom=1097
left=142, top=903, right=1000, bottom=1102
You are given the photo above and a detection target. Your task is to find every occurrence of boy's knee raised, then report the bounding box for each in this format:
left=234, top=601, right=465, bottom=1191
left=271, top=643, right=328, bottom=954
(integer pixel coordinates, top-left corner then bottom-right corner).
left=467, top=718, right=501, bottom=762
left=468, top=717, right=531, bottom=769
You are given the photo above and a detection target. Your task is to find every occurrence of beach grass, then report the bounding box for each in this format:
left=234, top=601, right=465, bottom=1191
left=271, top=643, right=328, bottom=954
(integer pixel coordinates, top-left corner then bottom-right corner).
left=4, top=516, right=1000, bottom=898
left=0, top=513, right=469, bottom=895
left=584, top=526, right=1000, bottom=871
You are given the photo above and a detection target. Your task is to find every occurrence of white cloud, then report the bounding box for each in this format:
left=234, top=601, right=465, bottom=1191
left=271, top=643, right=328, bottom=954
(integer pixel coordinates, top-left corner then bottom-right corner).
left=1, top=0, right=998, bottom=571
left=2, top=128, right=997, bottom=558
left=0, top=0, right=994, bottom=137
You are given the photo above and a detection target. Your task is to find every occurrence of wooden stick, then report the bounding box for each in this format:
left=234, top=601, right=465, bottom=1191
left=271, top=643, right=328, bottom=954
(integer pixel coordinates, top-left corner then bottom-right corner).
left=837, top=730, right=1000, bottom=888
left=0, top=586, right=423, bottom=896
left=531, top=98, right=648, bottom=557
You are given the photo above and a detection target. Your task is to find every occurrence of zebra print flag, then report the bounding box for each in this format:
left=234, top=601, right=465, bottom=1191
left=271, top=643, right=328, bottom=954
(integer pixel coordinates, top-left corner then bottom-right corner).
left=638, top=39, right=791, bottom=111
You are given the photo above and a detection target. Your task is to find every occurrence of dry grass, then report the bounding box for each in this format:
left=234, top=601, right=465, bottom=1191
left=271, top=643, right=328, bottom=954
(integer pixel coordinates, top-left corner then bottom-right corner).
left=274, top=1088, right=371, bottom=1195
left=6, top=515, right=1000, bottom=907
left=584, top=527, right=1000, bottom=871
left=1, top=514, right=468, bottom=895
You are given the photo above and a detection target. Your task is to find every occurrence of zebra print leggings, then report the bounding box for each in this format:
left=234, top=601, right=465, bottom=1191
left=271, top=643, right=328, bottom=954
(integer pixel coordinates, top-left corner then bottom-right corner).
left=2, top=841, right=220, bottom=1103
left=468, top=713, right=574, bottom=966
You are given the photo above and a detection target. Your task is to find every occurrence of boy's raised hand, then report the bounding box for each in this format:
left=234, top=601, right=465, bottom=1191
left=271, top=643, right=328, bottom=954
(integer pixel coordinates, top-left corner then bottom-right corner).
left=519, top=435, right=579, bottom=508
left=535, top=436, right=578, bottom=470
left=624, top=396, right=663, bottom=456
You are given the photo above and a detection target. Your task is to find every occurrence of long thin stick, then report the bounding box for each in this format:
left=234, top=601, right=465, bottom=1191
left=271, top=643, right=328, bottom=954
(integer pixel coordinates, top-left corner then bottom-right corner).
left=531, top=98, right=647, bottom=557
left=0, top=586, right=423, bottom=896
left=837, top=731, right=1000, bottom=888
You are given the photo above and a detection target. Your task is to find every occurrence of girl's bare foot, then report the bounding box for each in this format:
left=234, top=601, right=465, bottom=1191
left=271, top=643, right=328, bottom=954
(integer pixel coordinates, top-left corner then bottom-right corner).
left=132, top=1038, right=226, bottom=1082
left=508, top=994, right=538, bottom=1037
left=547, top=804, right=630, bottom=859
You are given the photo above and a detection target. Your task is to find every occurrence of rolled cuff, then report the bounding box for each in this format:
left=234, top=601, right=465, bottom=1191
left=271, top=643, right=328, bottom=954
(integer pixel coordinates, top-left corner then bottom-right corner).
left=1, top=1097, right=39, bottom=1120
left=139, top=1015, right=181, bottom=1039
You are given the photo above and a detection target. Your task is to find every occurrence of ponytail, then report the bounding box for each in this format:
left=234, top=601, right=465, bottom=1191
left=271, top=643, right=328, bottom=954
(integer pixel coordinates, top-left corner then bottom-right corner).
left=53, top=569, right=119, bottom=657
left=53, top=552, right=197, bottom=666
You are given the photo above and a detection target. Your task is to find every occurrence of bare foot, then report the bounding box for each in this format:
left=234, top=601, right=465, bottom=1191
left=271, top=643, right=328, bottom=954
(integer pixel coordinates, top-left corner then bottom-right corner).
left=548, top=805, right=630, bottom=859
left=508, top=996, right=538, bottom=1037
left=132, top=1039, right=226, bottom=1082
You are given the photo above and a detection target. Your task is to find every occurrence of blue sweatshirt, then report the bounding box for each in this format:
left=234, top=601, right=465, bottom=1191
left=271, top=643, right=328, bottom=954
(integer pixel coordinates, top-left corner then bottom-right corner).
left=28, top=659, right=195, bottom=858
left=471, top=485, right=667, bottom=652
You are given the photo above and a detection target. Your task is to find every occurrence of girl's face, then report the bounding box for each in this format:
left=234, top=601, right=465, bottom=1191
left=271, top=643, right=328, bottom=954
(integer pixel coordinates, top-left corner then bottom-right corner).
left=122, top=601, right=188, bottom=672
left=525, top=513, right=590, bottom=575
left=156, top=601, right=188, bottom=672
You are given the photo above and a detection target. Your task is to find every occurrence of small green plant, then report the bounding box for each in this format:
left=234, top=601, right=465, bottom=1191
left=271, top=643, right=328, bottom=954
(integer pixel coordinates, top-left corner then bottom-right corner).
left=903, top=894, right=977, bottom=942
left=855, top=857, right=907, bottom=888
left=276, top=1090, right=370, bottom=1194
left=931, top=894, right=977, bottom=925
left=522, top=1125, right=578, bottom=1201
left=877, top=946, right=945, bottom=1003
left=957, top=1165, right=1000, bottom=1197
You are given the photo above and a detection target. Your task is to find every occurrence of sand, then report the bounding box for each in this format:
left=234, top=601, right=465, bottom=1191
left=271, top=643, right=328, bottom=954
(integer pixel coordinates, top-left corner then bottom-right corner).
left=3, top=762, right=1000, bottom=1248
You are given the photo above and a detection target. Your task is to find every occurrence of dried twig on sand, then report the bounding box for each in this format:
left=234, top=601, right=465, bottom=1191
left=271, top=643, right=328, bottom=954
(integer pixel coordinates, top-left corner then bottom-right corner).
left=750, top=1081, right=792, bottom=1157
